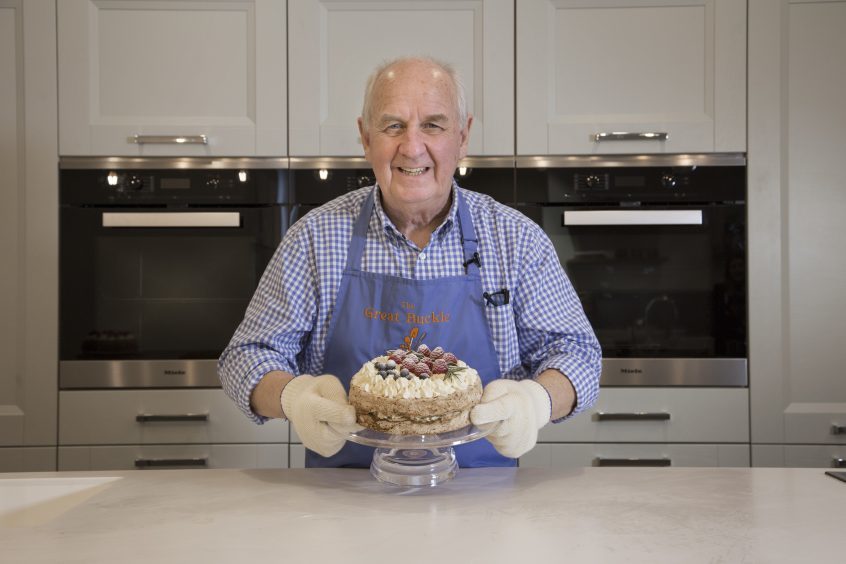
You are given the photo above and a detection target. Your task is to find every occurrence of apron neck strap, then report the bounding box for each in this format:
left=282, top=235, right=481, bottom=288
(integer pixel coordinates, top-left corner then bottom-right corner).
left=346, top=188, right=375, bottom=271
left=346, top=186, right=480, bottom=273
left=455, top=189, right=481, bottom=274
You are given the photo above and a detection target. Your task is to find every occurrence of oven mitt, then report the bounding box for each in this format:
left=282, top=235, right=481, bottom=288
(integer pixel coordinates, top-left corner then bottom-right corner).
left=470, top=379, right=552, bottom=459
left=280, top=374, right=360, bottom=458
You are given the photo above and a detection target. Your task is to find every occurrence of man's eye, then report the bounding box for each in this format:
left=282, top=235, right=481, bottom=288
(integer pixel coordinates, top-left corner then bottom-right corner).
left=384, top=124, right=403, bottom=131
left=422, top=123, right=444, bottom=130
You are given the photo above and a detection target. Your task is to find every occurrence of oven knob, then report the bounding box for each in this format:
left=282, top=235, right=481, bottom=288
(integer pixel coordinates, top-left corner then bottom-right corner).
left=661, top=174, right=678, bottom=189
left=585, top=175, right=601, bottom=189
left=126, top=175, right=144, bottom=190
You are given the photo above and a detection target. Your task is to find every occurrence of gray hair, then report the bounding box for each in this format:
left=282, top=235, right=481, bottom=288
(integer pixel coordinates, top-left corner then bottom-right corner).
left=360, top=55, right=468, bottom=130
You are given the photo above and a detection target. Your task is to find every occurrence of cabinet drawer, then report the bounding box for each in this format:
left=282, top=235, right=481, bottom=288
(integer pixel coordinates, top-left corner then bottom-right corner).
left=540, top=388, right=749, bottom=443
left=521, top=443, right=750, bottom=469
left=59, top=390, right=288, bottom=445
left=58, top=444, right=287, bottom=471
left=0, top=447, right=57, bottom=473
left=782, top=404, right=846, bottom=445
left=752, top=445, right=846, bottom=469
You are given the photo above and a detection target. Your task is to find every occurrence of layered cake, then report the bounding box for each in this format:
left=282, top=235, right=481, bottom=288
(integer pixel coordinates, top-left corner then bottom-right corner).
left=349, top=345, right=483, bottom=435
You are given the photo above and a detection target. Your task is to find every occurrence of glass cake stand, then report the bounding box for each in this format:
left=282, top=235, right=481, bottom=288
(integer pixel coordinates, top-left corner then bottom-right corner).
left=338, top=423, right=499, bottom=487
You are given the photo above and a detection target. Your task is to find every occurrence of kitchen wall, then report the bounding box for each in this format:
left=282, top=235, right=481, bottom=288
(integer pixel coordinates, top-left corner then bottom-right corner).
left=2, top=0, right=845, bottom=472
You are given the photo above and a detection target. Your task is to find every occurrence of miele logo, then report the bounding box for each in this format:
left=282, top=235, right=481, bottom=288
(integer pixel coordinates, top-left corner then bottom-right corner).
left=620, top=368, right=643, bottom=374
left=164, top=369, right=186, bottom=375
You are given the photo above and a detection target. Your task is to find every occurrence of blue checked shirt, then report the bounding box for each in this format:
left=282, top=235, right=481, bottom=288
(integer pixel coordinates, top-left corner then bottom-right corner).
left=218, top=184, right=602, bottom=424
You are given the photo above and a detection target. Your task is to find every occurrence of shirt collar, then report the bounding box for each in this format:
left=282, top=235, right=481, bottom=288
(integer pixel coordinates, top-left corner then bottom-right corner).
left=372, top=182, right=459, bottom=244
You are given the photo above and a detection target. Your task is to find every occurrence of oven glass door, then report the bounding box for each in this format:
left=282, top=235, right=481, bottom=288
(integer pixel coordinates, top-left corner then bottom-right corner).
left=536, top=204, right=746, bottom=359
left=60, top=206, right=283, bottom=362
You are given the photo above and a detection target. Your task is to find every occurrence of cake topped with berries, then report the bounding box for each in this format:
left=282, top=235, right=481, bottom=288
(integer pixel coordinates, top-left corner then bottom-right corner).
left=348, top=345, right=483, bottom=435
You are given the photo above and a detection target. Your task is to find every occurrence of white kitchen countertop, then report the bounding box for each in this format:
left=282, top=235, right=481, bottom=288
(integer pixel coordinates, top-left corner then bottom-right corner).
left=1, top=466, right=843, bottom=563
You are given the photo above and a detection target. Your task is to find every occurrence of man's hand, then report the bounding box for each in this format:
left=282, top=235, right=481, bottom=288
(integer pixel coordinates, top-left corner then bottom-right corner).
left=470, top=379, right=552, bottom=459
left=280, top=374, right=360, bottom=458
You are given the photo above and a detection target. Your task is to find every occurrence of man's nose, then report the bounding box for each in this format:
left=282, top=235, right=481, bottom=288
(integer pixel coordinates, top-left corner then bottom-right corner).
left=398, top=127, right=426, bottom=158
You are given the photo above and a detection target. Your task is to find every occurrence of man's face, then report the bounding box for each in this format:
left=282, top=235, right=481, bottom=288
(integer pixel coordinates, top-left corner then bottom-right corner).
left=358, top=62, right=472, bottom=214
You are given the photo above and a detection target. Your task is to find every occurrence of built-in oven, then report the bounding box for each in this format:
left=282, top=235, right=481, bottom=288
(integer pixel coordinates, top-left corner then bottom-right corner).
left=59, top=160, right=296, bottom=389
left=514, top=155, right=747, bottom=386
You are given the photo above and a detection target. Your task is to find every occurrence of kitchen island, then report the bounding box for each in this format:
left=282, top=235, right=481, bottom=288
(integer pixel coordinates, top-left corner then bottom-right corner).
left=1, top=467, right=842, bottom=563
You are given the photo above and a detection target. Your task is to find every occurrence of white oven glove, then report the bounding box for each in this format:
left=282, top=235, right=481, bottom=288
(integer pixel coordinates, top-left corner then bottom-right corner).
left=280, top=374, right=359, bottom=458
left=470, top=379, right=552, bottom=459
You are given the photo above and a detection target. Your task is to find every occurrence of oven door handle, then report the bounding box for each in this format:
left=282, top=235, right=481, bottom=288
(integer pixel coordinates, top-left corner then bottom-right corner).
left=102, top=211, right=241, bottom=228
left=562, top=210, right=703, bottom=226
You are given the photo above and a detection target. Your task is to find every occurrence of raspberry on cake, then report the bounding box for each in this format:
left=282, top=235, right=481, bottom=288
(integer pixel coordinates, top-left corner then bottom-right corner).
left=348, top=344, right=483, bottom=435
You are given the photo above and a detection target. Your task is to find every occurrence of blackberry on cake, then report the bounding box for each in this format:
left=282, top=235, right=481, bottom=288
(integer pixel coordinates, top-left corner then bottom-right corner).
left=348, top=344, right=483, bottom=435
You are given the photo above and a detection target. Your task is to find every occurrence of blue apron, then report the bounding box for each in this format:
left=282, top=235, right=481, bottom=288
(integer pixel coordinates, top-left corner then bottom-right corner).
left=305, top=187, right=513, bottom=468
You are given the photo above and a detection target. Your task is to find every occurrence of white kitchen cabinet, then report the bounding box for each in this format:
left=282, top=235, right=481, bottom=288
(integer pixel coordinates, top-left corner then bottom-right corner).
left=0, top=448, right=56, bottom=473
left=752, top=445, right=846, bottom=469
left=287, top=0, right=514, bottom=156
left=58, top=444, right=288, bottom=471
left=517, top=0, right=746, bottom=155
left=59, top=390, right=288, bottom=445
left=0, top=0, right=58, bottom=471
left=521, top=443, right=751, bottom=468
left=539, top=388, right=749, bottom=444
left=748, top=0, right=846, bottom=451
left=58, top=390, right=289, bottom=470
left=57, top=0, right=287, bottom=157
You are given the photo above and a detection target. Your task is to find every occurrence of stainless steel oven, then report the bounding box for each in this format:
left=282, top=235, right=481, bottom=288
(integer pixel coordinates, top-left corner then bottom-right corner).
left=59, top=159, right=297, bottom=389
left=514, top=155, right=747, bottom=387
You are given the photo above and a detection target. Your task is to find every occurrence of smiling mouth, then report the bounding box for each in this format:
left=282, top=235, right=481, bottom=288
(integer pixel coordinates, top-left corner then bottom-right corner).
left=397, top=167, right=427, bottom=176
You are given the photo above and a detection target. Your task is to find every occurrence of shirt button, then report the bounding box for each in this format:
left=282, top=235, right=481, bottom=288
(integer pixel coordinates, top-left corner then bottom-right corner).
left=419, top=253, right=427, bottom=261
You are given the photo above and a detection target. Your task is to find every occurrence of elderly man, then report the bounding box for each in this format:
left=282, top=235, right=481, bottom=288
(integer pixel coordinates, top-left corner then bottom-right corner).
left=218, top=56, right=601, bottom=468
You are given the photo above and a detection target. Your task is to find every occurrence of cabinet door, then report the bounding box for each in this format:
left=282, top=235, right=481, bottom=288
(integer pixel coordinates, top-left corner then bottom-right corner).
left=59, top=390, right=289, bottom=445
left=288, top=0, right=514, bottom=156
left=0, top=0, right=58, bottom=455
left=517, top=0, right=746, bottom=154
left=58, top=0, right=287, bottom=156
left=748, top=0, right=846, bottom=445
left=58, top=444, right=288, bottom=470
left=752, top=445, right=846, bottom=469
left=522, top=443, right=750, bottom=468
left=538, top=388, right=749, bottom=443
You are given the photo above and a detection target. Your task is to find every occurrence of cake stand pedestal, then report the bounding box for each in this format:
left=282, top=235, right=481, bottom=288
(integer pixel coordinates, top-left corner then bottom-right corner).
left=340, top=423, right=498, bottom=487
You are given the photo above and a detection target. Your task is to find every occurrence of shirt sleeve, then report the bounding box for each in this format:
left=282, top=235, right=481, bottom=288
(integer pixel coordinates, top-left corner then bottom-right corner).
left=512, top=223, right=602, bottom=422
left=217, top=226, right=318, bottom=424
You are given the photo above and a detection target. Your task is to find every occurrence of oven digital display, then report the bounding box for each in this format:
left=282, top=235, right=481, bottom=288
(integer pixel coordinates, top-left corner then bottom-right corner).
left=161, top=178, right=191, bottom=190
left=615, top=176, right=645, bottom=188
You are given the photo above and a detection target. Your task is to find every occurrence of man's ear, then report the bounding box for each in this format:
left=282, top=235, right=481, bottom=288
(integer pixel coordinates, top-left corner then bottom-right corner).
left=357, top=117, right=370, bottom=157
left=459, top=114, right=474, bottom=159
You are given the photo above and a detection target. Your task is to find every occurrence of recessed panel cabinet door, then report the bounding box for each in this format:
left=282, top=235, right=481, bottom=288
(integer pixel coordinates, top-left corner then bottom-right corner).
left=517, top=0, right=746, bottom=155
left=1, top=0, right=58, bottom=470
left=58, top=0, right=287, bottom=156
left=748, top=0, right=846, bottom=447
left=288, top=0, right=514, bottom=156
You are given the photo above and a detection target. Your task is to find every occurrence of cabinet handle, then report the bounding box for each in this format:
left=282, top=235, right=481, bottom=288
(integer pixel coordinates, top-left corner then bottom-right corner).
left=833, top=458, right=846, bottom=468
left=593, top=132, right=669, bottom=142
left=129, top=135, right=208, bottom=145
left=594, top=457, right=672, bottom=467
left=135, top=457, right=208, bottom=468
left=832, top=425, right=846, bottom=435
left=595, top=412, right=671, bottom=421
left=136, top=413, right=209, bottom=423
